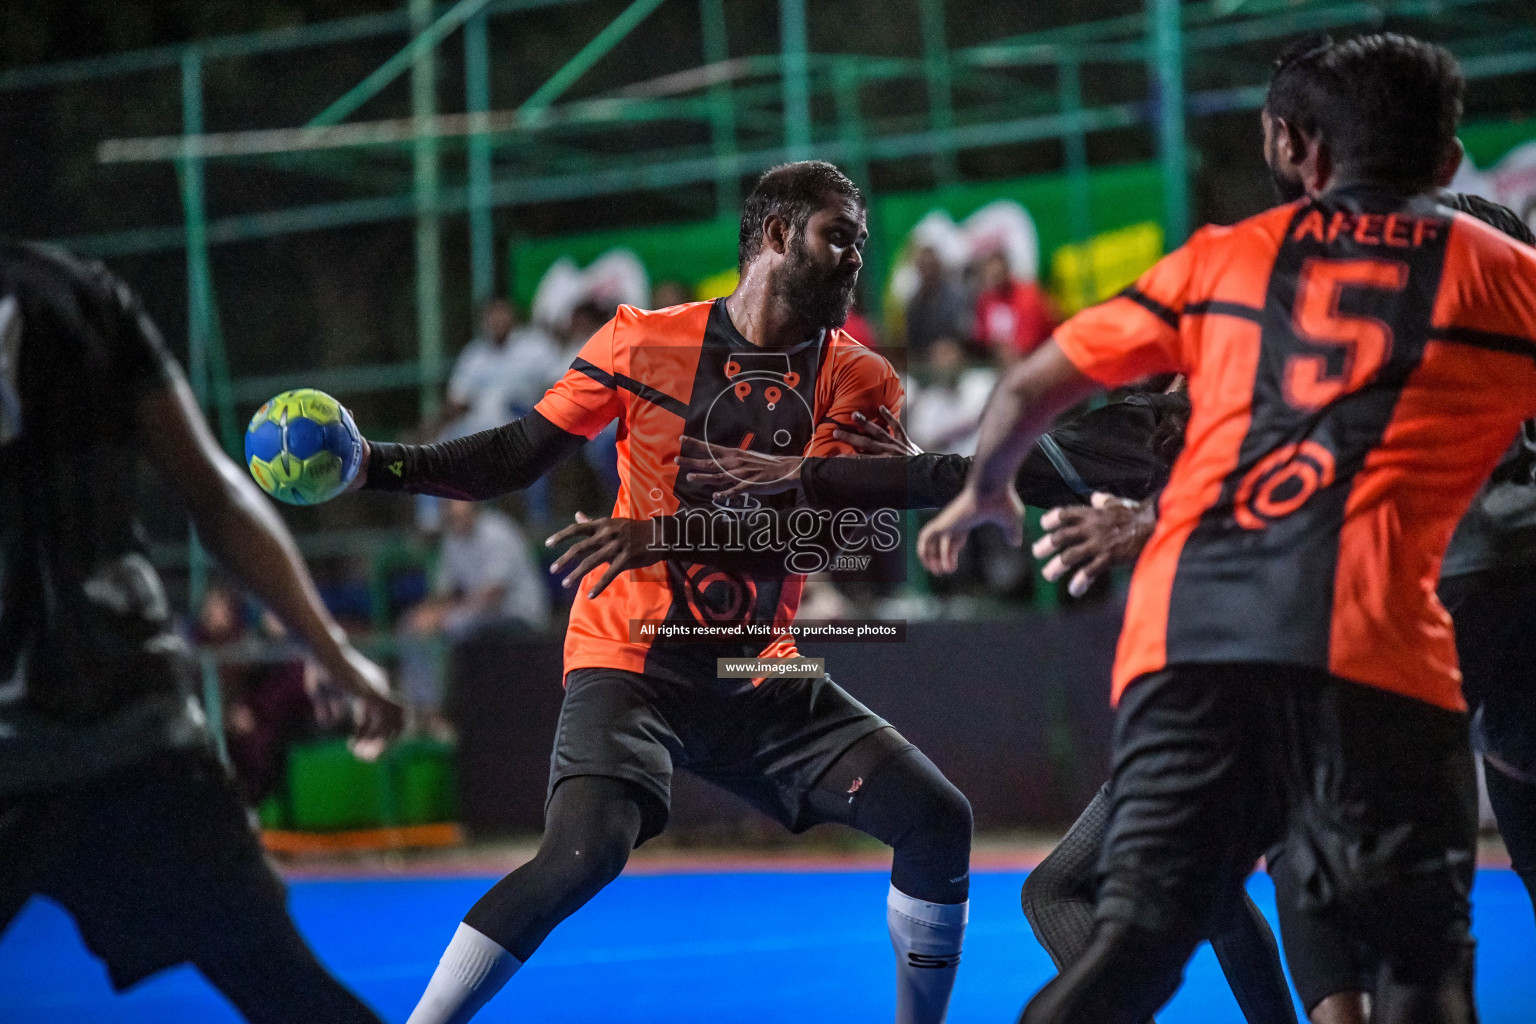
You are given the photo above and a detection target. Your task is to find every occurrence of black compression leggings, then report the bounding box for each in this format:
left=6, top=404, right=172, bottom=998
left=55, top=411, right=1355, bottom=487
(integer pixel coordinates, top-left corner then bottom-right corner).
left=806, top=729, right=973, bottom=905
left=1020, top=785, right=1296, bottom=1024
left=464, top=731, right=973, bottom=961
left=464, top=775, right=643, bottom=961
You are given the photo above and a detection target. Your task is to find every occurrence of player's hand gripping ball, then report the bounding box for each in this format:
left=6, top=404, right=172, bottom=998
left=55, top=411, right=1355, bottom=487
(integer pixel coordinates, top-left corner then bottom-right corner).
left=245, top=389, right=362, bottom=505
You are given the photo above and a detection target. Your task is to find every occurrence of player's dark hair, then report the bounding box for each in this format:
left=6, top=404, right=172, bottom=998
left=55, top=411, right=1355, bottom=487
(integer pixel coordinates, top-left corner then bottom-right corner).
left=1263, top=32, right=1335, bottom=133
left=1266, top=33, right=1463, bottom=191
left=738, top=161, right=863, bottom=270
left=1447, top=192, right=1536, bottom=246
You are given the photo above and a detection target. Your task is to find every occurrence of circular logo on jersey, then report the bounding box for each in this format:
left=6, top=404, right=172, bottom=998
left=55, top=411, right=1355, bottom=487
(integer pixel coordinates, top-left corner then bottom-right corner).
left=681, top=564, right=757, bottom=624
left=1233, top=441, right=1336, bottom=530
left=701, top=372, right=815, bottom=492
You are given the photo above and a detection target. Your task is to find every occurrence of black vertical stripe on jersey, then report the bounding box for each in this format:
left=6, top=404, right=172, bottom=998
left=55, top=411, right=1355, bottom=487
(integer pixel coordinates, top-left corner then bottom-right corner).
left=1164, top=191, right=1451, bottom=670
left=645, top=299, right=827, bottom=678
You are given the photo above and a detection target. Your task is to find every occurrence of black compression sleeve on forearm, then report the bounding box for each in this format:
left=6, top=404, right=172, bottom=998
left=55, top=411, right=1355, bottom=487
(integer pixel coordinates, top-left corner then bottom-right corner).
left=797, top=446, right=1107, bottom=512
left=362, top=410, right=585, bottom=500
left=798, top=453, right=971, bottom=510
left=797, top=392, right=1190, bottom=512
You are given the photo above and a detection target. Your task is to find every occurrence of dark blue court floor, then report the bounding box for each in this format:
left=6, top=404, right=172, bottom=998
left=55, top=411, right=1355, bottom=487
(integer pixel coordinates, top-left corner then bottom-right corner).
left=1, top=869, right=1530, bottom=1023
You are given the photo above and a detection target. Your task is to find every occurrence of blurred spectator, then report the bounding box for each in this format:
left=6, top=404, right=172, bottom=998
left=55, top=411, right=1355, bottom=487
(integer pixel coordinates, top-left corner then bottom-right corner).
left=651, top=280, right=693, bottom=309
left=419, top=298, right=564, bottom=530
left=197, top=583, right=333, bottom=807
left=903, top=245, right=969, bottom=361
left=564, top=300, right=623, bottom=499
left=398, top=501, right=550, bottom=739
left=905, top=336, right=997, bottom=456
left=841, top=296, right=881, bottom=349
left=560, top=299, right=616, bottom=365
left=439, top=298, right=565, bottom=440
left=972, top=251, right=1057, bottom=363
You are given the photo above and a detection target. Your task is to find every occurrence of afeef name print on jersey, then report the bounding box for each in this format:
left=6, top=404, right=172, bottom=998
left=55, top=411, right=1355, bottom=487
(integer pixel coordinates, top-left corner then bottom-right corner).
left=1053, top=187, right=1536, bottom=709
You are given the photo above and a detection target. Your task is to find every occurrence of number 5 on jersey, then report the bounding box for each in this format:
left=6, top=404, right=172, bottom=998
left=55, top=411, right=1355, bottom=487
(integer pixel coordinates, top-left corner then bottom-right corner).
left=1283, top=257, right=1410, bottom=411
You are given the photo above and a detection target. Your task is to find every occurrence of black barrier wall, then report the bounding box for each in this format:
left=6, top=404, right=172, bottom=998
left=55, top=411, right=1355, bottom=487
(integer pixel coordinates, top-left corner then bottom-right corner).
left=447, top=598, right=1126, bottom=835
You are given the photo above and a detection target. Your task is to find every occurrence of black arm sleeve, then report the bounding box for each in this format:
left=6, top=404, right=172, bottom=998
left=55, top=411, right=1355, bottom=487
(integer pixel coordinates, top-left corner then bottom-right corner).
left=362, top=410, right=586, bottom=500
left=799, top=453, right=971, bottom=510
left=796, top=391, right=1190, bottom=512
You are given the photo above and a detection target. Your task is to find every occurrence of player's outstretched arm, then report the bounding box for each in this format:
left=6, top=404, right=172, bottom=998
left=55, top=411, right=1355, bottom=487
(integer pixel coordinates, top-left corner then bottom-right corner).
left=139, top=374, right=403, bottom=746
left=685, top=395, right=1180, bottom=515
left=676, top=435, right=971, bottom=511
left=919, top=342, right=1099, bottom=574
left=352, top=410, right=586, bottom=500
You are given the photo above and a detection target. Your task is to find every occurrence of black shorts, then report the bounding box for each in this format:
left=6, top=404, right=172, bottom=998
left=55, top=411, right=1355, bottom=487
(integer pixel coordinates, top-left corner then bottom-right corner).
left=1441, top=566, right=1536, bottom=782
left=0, top=748, right=296, bottom=990
left=1097, top=663, right=1477, bottom=981
left=549, top=667, right=892, bottom=845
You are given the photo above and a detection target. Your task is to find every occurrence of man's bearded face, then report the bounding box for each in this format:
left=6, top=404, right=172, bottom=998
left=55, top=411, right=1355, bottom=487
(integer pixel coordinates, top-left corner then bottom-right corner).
left=773, top=224, right=860, bottom=329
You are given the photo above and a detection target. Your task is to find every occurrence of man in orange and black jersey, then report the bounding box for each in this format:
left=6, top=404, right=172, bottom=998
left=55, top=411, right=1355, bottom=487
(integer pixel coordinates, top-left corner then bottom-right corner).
left=354, top=162, right=973, bottom=1024
left=920, top=34, right=1536, bottom=1024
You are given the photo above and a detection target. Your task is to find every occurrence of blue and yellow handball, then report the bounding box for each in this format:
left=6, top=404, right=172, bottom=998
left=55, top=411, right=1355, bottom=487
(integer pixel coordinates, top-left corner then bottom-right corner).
left=244, top=388, right=362, bottom=505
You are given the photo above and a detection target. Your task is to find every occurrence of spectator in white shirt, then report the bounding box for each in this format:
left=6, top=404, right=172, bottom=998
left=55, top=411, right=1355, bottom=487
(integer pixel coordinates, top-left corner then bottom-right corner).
left=441, top=299, right=565, bottom=440
left=419, top=300, right=565, bottom=529
left=904, top=336, right=997, bottom=456
left=398, top=501, right=550, bottom=738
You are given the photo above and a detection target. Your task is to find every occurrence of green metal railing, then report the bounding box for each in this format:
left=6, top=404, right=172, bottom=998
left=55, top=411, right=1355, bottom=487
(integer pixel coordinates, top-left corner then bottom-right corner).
left=6, top=0, right=1534, bottom=598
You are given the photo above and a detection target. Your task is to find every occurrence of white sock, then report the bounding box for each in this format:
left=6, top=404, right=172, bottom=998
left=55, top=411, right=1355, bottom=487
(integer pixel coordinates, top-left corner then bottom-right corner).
left=887, top=884, right=967, bottom=1024
left=406, top=923, right=522, bottom=1024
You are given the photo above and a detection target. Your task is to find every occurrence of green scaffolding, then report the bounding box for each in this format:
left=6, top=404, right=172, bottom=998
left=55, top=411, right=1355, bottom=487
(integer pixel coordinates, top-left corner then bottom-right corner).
left=9, top=0, right=1535, bottom=436
left=6, top=0, right=1536, bottom=597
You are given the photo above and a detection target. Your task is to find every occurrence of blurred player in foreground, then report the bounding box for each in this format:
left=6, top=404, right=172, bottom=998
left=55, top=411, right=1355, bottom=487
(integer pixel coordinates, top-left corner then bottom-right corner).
left=0, top=243, right=402, bottom=1023
left=921, top=33, right=1536, bottom=1024
left=1026, top=36, right=1536, bottom=1024
left=352, top=161, right=973, bottom=1024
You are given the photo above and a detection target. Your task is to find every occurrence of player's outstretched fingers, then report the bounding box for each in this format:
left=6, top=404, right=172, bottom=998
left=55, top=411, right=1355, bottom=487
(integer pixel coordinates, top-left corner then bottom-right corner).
left=839, top=409, right=910, bottom=457
left=877, top=405, right=921, bottom=455
left=560, top=545, right=614, bottom=591
left=917, top=523, right=942, bottom=573
left=708, top=479, right=757, bottom=502
left=918, top=524, right=963, bottom=575
left=830, top=428, right=894, bottom=456
left=349, top=735, right=388, bottom=762
left=1039, top=522, right=1091, bottom=567
left=940, top=532, right=965, bottom=574
left=674, top=451, right=734, bottom=490
left=585, top=557, right=630, bottom=599
left=557, top=534, right=620, bottom=590
left=546, top=512, right=599, bottom=553
left=1069, top=560, right=1109, bottom=598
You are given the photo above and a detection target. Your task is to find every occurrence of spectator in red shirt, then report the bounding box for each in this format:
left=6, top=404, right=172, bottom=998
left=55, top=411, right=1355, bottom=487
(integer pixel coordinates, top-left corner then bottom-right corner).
left=972, top=250, right=1057, bottom=363
left=840, top=300, right=881, bottom=349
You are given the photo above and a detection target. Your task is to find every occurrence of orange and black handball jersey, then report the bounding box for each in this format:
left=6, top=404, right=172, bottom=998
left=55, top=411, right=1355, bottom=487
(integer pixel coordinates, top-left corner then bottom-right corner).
left=1054, top=186, right=1536, bottom=711
left=534, top=298, right=902, bottom=683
